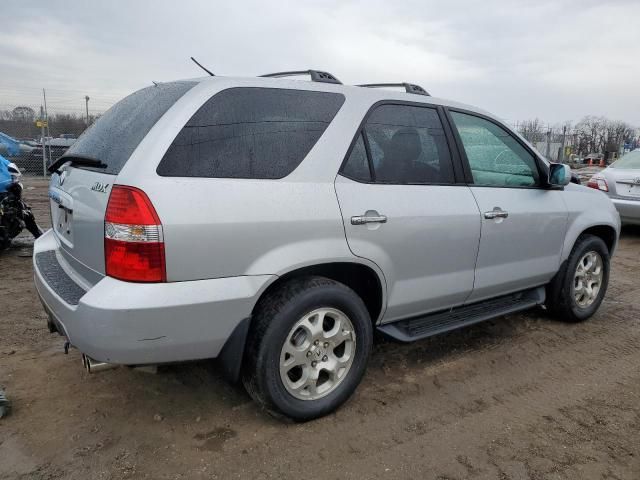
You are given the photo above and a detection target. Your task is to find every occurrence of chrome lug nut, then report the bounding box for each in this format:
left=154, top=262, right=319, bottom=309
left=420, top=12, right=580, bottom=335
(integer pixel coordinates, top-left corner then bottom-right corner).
left=322, top=355, right=328, bottom=362
left=311, top=361, right=317, bottom=367
left=306, top=351, right=312, bottom=358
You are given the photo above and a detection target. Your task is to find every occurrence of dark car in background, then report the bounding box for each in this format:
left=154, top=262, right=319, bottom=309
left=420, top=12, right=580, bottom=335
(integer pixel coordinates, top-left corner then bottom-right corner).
left=22, top=136, right=77, bottom=174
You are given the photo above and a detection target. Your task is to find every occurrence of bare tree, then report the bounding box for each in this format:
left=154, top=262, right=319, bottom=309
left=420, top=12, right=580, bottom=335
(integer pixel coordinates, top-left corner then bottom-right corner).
left=11, top=106, right=36, bottom=122
left=518, top=118, right=545, bottom=143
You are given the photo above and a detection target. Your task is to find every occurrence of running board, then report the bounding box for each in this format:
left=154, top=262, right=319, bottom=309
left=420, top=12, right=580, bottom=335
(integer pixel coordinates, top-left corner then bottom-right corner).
left=377, top=287, right=545, bottom=343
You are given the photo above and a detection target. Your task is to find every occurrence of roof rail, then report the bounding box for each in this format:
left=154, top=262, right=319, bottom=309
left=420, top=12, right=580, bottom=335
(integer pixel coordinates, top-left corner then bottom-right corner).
left=357, top=83, right=430, bottom=96
left=259, top=70, right=342, bottom=84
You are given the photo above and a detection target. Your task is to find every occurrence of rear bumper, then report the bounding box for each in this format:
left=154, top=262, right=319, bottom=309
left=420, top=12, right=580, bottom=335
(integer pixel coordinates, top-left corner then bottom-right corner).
left=33, top=229, right=274, bottom=365
left=611, top=197, right=640, bottom=225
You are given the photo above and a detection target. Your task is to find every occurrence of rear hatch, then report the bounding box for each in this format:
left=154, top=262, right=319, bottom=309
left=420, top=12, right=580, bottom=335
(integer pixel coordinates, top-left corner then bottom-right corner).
left=48, top=81, right=196, bottom=284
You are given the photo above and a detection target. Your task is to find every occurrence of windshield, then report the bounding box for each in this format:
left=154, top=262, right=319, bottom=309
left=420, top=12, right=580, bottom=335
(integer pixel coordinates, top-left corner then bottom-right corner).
left=611, top=150, right=640, bottom=169
left=65, top=81, right=196, bottom=175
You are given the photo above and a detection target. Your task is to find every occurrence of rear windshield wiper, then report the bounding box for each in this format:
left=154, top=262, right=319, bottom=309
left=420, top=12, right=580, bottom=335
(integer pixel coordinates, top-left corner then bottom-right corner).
left=48, top=155, right=107, bottom=174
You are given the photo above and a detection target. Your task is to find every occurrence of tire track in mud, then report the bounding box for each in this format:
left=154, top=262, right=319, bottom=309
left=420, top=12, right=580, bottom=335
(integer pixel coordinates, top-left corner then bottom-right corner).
left=194, top=300, right=640, bottom=479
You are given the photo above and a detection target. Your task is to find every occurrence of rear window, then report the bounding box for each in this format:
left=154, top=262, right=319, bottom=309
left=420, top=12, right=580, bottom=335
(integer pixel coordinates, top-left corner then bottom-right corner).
left=156, top=87, right=345, bottom=179
left=611, top=150, right=640, bottom=169
left=65, top=81, right=196, bottom=175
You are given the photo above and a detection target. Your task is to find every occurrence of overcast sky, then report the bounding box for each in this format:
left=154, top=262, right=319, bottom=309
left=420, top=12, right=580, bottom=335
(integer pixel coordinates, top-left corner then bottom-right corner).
left=1, top=0, right=639, bottom=125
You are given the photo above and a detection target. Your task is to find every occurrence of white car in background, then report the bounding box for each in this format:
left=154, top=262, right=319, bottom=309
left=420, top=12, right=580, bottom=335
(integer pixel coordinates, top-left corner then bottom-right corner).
left=588, top=150, right=640, bottom=225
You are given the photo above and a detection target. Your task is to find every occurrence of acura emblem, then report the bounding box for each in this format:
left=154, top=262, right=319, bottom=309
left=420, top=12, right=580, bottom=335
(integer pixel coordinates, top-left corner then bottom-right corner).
left=58, top=170, right=67, bottom=186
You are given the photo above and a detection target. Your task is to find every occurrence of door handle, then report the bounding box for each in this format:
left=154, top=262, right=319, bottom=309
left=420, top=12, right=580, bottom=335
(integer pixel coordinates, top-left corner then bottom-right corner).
left=484, top=208, right=509, bottom=220
left=351, top=214, right=388, bottom=225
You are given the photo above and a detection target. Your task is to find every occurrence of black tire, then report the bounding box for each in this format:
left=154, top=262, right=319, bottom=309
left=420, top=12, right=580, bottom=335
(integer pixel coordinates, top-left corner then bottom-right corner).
left=546, top=234, right=610, bottom=322
left=242, top=276, right=373, bottom=421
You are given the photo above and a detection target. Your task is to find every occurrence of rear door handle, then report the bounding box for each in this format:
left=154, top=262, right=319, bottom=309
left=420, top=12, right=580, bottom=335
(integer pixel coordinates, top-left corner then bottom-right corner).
left=484, top=207, right=509, bottom=219
left=351, top=214, right=388, bottom=225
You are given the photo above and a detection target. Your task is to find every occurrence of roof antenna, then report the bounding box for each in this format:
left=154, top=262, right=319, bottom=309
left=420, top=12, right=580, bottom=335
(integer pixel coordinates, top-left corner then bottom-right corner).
left=190, top=57, right=215, bottom=76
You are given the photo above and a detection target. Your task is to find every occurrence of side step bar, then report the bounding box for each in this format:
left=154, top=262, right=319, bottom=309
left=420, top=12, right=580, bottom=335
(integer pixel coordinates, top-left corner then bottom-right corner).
left=377, top=287, right=545, bottom=342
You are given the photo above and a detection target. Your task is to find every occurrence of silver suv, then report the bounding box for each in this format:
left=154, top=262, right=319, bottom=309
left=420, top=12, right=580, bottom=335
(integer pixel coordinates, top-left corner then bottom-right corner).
left=34, top=70, right=620, bottom=421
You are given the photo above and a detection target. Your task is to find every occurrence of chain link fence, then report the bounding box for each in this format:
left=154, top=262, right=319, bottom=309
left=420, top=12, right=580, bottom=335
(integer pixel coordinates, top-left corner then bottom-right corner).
left=0, top=86, right=118, bottom=176
left=510, top=120, right=639, bottom=166
left=0, top=110, right=100, bottom=176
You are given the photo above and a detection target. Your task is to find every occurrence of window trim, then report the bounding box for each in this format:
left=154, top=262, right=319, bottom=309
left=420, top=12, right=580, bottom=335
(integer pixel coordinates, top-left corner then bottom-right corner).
left=443, top=107, right=551, bottom=190
left=338, top=100, right=467, bottom=186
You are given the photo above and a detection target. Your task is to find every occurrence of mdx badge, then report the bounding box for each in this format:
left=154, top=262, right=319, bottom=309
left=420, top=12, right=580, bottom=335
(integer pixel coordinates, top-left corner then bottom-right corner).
left=91, top=182, right=110, bottom=193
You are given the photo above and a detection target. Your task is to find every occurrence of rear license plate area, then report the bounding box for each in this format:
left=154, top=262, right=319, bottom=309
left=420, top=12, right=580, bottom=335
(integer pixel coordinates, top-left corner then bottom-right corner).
left=52, top=200, right=74, bottom=245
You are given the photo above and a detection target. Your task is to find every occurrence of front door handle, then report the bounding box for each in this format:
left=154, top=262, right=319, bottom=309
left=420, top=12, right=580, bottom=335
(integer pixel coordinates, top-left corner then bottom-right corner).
left=484, top=207, right=509, bottom=219
left=351, top=213, right=388, bottom=225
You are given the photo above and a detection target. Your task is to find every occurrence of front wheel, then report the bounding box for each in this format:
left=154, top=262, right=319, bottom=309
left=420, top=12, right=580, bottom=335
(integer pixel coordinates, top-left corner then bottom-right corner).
left=242, top=276, right=373, bottom=421
left=546, top=234, right=610, bottom=322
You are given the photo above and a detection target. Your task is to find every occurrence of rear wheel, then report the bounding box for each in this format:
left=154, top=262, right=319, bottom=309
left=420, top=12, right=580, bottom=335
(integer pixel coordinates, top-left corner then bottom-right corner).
left=242, top=276, right=372, bottom=421
left=546, top=234, right=610, bottom=322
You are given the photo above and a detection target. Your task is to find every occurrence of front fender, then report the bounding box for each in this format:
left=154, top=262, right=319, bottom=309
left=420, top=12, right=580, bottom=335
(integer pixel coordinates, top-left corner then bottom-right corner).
left=560, top=184, right=621, bottom=261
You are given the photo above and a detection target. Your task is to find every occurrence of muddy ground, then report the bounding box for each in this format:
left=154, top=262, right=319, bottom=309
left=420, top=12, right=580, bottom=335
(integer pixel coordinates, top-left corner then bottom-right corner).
left=1, top=178, right=639, bottom=479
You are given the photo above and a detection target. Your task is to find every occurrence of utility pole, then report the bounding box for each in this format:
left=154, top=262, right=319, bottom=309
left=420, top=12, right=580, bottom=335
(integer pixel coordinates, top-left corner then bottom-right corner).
left=545, top=127, right=552, bottom=160
left=42, top=88, right=51, bottom=165
left=85, top=96, right=90, bottom=126
left=40, top=105, right=47, bottom=176
left=559, top=125, right=567, bottom=163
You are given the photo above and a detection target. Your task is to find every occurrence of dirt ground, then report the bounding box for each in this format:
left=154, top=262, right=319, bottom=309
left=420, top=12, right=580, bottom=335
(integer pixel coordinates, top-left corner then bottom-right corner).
left=1, top=178, right=639, bottom=480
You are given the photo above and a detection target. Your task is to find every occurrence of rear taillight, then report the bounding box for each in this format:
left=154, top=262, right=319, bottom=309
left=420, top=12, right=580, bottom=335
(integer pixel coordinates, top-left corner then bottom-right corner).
left=587, top=175, right=609, bottom=192
left=104, top=185, right=166, bottom=282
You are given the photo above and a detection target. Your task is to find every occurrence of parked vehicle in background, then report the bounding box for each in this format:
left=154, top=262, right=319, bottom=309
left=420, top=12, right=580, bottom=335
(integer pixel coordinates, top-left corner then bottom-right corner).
left=34, top=71, right=620, bottom=421
left=23, top=135, right=77, bottom=174
left=0, top=132, right=35, bottom=162
left=0, top=155, right=42, bottom=249
left=588, top=150, right=640, bottom=225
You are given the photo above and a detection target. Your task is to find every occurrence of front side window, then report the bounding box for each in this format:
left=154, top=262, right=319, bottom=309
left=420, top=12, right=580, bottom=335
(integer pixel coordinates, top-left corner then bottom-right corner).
left=157, top=88, right=345, bottom=179
left=450, top=112, right=539, bottom=187
left=363, top=105, right=454, bottom=184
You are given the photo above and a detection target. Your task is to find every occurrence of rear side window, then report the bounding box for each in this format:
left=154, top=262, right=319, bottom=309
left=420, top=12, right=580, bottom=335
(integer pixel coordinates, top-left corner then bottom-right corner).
left=342, top=104, right=455, bottom=184
left=157, top=88, right=345, bottom=179
left=65, top=81, right=196, bottom=175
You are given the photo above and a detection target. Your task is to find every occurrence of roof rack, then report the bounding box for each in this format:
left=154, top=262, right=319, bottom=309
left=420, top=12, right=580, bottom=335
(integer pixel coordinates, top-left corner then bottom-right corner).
left=259, top=70, right=342, bottom=84
left=357, top=83, right=430, bottom=96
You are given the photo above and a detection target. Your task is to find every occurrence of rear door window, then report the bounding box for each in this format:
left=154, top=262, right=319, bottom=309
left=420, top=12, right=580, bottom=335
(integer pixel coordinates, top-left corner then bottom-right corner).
left=65, top=81, right=196, bottom=175
left=157, top=88, right=345, bottom=179
left=351, top=104, right=455, bottom=184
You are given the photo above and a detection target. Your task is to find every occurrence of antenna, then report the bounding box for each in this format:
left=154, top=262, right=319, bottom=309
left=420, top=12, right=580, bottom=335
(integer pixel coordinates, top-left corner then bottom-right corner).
left=190, top=57, right=215, bottom=76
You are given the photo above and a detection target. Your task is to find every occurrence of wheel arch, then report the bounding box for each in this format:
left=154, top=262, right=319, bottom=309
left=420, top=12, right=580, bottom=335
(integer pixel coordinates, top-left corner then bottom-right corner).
left=561, top=221, right=619, bottom=263
left=253, top=261, right=386, bottom=325
left=218, top=261, right=386, bottom=384
left=579, top=225, right=617, bottom=254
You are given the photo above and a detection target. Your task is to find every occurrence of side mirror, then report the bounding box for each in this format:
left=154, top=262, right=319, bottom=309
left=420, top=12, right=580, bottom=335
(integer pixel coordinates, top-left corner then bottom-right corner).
left=548, top=163, right=571, bottom=187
